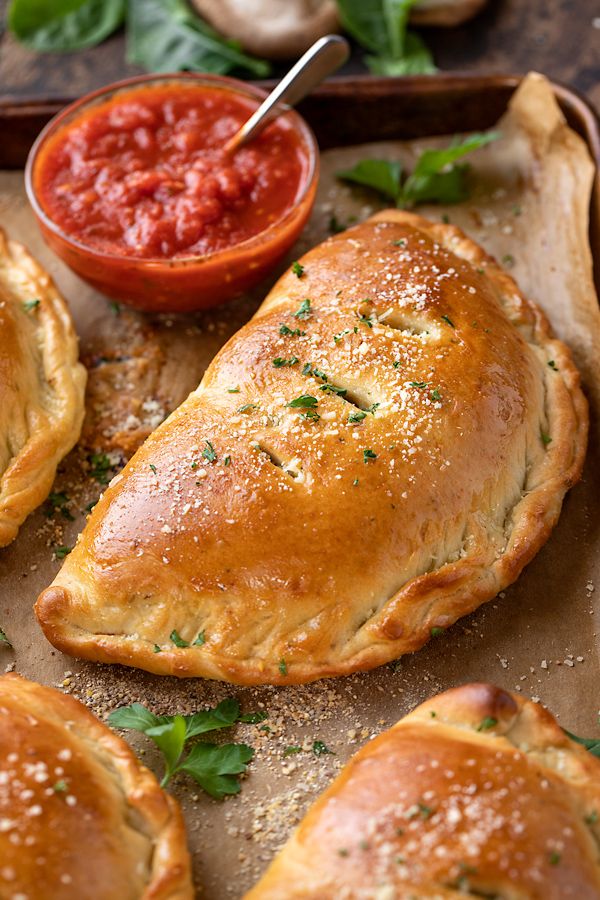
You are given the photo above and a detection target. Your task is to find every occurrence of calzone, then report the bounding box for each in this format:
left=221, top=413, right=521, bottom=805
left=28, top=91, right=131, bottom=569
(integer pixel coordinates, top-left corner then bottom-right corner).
left=0, top=673, right=193, bottom=899
left=36, top=212, right=588, bottom=683
left=0, top=230, right=86, bottom=547
left=246, top=683, right=600, bottom=898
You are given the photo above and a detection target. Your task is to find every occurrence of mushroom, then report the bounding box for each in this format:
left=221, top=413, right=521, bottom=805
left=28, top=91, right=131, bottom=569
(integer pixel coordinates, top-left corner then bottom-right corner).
left=190, top=0, right=489, bottom=62
left=190, top=0, right=340, bottom=60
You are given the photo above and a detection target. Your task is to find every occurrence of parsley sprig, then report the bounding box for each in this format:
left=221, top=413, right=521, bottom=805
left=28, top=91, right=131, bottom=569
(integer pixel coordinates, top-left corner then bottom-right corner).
left=108, top=698, right=257, bottom=798
left=564, top=724, right=600, bottom=758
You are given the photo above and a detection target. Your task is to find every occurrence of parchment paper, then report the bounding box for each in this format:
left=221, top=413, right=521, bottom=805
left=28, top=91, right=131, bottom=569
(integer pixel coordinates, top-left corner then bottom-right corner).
left=0, top=73, right=598, bottom=898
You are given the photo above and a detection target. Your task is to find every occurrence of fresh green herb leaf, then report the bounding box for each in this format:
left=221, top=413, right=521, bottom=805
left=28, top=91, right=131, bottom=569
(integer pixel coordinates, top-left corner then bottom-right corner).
left=441, top=315, right=455, bottom=328
left=291, top=261, right=304, bottom=278
left=301, top=409, right=321, bottom=422
left=287, top=395, right=318, bottom=409
left=273, top=357, right=299, bottom=368
left=548, top=360, right=558, bottom=370
left=367, top=403, right=380, bottom=415
left=227, top=387, right=240, bottom=393
left=153, top=644, right=162, bottom=653
left=238, top=403, right=258, bottom=414
left=363, top=448, right=377, bottom=463
left=430, top=626, right=444, bottom=637
left=53, top=779, right=68, bottom=792
left=109, top=698, right=256, bottom=797
left=170, top=629, right=189, bottom=648
left=477, top=716, right=498, bottom=732
left=193, top=631, right=206, bottom=646
left=109, top=702, right=163, bottom=733
left=563, top=728, right=600, bottom=758
left=202, top=441, right=217, bottom=463
left=337, top=132, right=499, bottom=211
left=312, top=740, right=333, bottom=756
left=502, top=254, right=515, bottom=268
left=430, top=388, right=442, bottom=401
left=353, top=478, right=359, bottom=486
left=279, top=325, right=306, bottom=337
left=393, top=238, right=407, bottom=247
left=126, top=0, right=270, bottom=78
left=0, top=629, right=12, bottom=648
left=336, top=0, right=436, bottom=77
left=22, top=297, right=40, bottom=311
left=278, top=658, right=288, bottom=676
left=400, top=132, right=500, bottom=207
left=283, top=745, right=302, bottom=757
left=541, top=431, right=552, bottom=445
left=149, top=463, right=157, bottom=474
left=293, top=298, right=312, bottom=319
left=179, top=741, right=254, bottom=799
left=8, top=0, right=125, bottom=52
left=224, top=455, right=231, bottom=466
left=393, top=360, right=401, bottom=368
left=348, top=410, right=367, bottom=424
left=54, top=545, right=72, bottom=560
left=337, top=159, right=402, bottom=204
left=409, top=381, right=429, bottom=389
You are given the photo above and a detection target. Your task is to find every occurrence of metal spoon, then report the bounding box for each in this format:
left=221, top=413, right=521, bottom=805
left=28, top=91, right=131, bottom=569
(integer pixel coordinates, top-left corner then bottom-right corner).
left=224, top=34, right=350, bottom=155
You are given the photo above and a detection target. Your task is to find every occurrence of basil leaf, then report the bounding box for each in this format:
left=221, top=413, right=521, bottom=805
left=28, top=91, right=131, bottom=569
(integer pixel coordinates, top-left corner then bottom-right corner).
left=183, top=698, right=241, bottom=739
left=108, top=702, right=164, bottom=732
left=126, top=0, right=271, bottom=77
left=337, top=0, right=435, bottom=76
left=337, top=159, right=402, bottom=203
left=366, top=33, right=437, bottom=76
left=8, top=0, right=125, bottom=52
left=400, top=132, right=500, bottom=207
left=146, top=716, right=187, bottom=774
left=179, top=742, right=254, bottom=799
left=336, top=0, right=392, bottom=53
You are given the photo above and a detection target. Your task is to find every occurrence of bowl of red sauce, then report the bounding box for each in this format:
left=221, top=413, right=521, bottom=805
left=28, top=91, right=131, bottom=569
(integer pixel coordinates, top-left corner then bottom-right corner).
left=25, top=73, right=318, bottom=313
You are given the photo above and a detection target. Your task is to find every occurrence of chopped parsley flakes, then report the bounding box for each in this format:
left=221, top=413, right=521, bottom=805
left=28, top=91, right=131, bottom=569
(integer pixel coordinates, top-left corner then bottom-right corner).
left=291, top=261, right=304, bottom=278
left=363, top=449, right=377, bottom=463
left=273, top=356, right=299, bottom=368
left=280, top=324, right=306, bottom=337
left=202, top=441, right=217, bottom=463
left=287, top=394, right=318, bottom=409
left=293, top=298, right=312, bottom=319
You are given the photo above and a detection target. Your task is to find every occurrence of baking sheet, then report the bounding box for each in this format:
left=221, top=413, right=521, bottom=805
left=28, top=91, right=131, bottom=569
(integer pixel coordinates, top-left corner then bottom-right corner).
left=0, top=73, right=599, bottom=898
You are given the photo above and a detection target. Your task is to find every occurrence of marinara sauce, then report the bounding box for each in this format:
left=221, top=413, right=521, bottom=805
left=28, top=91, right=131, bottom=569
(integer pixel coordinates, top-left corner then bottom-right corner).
left=33, top=83, right=309, bottom=260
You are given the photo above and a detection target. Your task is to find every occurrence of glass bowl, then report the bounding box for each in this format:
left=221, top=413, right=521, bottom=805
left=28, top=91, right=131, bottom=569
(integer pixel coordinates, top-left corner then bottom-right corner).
left=25, top=73, right=319, bottom=313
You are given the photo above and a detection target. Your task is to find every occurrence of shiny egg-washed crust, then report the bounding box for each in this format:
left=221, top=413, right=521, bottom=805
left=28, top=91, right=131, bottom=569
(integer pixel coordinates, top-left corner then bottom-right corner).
left=0, top=230, right=86, bottom=547
left=36, top=211, right=588, bottom=684
left=246, top=683, right=600, bottom=899
left=0, top=673, right=193, bottom=899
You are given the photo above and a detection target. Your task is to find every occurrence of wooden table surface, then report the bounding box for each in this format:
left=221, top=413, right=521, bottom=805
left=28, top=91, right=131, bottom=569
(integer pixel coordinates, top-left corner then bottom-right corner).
left=0, top=0, right=598, bottom=110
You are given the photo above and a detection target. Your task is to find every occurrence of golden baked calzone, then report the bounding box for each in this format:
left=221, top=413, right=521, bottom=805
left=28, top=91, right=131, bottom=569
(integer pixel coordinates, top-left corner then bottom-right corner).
left=246, top=683, right=600, bottom=899
left=0, top=673, right=193, bottom=899
left=0, top=230, right=86, bottom=547
left=36, top=212, right=587, bottom=683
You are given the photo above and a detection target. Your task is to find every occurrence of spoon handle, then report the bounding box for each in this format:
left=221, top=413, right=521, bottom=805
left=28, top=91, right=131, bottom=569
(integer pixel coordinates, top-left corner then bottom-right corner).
left=225, top=34, right=350, bottom=155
